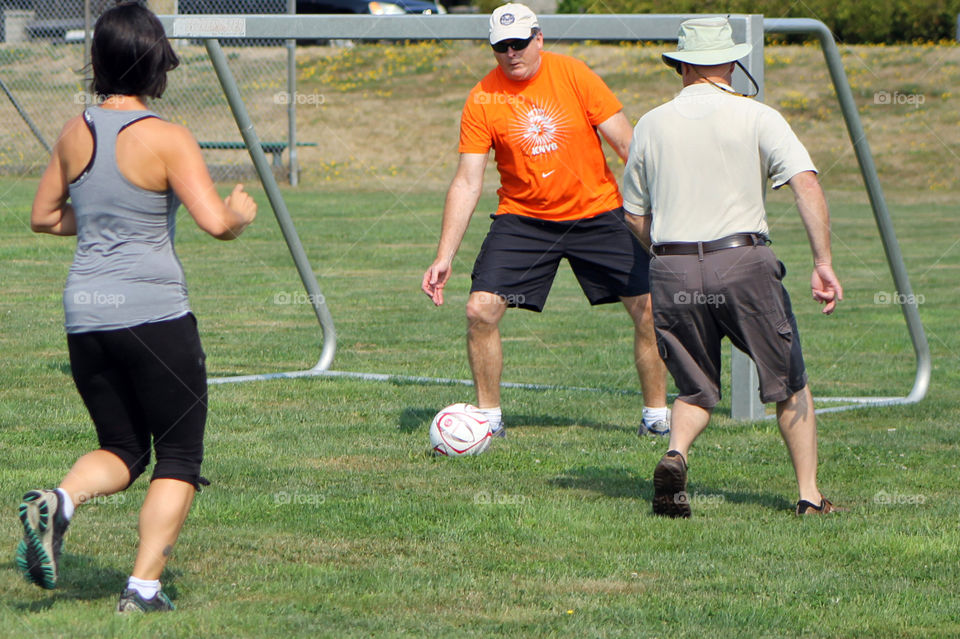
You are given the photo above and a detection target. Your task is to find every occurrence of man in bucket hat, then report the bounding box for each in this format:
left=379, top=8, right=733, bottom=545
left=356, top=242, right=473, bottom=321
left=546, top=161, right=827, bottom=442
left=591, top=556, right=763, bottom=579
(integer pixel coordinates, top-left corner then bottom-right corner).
left=422, top=3, right=669, bottom=438
left=621, top=16, right=843, bottom=517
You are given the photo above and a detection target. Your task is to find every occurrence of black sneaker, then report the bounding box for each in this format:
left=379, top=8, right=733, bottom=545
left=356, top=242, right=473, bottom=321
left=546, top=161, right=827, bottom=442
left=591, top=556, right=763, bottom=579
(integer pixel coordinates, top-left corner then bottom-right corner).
left=16, top=489, right=70, bottom=589
left=796, top=497, right=839, bottom=516
left=652, top=450, right=691, bottom=518
left=117, top=588, right=175, bottom=613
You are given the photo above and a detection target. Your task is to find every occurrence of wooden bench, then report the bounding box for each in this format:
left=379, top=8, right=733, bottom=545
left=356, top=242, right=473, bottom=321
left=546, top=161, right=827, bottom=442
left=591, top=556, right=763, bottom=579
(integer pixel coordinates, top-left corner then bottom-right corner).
left=198, top=141, right=317, bottom=169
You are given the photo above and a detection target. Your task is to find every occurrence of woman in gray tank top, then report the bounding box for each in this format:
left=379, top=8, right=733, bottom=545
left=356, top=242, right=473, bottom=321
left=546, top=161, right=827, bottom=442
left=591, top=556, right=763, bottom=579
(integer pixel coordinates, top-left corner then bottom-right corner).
left=19, top=2, right=256, bottom=613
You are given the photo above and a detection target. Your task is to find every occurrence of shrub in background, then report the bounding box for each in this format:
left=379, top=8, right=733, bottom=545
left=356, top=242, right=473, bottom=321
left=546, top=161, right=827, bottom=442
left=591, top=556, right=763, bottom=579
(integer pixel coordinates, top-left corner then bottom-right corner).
left=553, top=0, right=960, bottom=43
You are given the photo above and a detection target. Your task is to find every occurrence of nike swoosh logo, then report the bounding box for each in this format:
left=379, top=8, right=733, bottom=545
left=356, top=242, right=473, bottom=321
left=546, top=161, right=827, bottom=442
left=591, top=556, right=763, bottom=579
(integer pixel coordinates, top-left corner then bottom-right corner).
left=541, top=170, right=555, bottom=178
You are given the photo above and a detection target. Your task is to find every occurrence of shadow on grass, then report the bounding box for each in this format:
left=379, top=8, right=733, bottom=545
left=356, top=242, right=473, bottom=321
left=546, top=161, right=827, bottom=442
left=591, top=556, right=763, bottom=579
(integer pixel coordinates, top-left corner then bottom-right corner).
left=399, top=407, right=625, bottom=433
left=548, top=464, right=794, bottom=511
left=398, top=407, right=436, bottom=433
left=4, top=555, right=183, bottom=611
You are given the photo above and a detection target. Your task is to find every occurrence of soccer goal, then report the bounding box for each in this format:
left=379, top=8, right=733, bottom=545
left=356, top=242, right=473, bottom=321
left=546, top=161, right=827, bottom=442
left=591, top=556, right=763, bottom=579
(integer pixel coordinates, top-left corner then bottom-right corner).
left=157, top=13, right=929, bottom=418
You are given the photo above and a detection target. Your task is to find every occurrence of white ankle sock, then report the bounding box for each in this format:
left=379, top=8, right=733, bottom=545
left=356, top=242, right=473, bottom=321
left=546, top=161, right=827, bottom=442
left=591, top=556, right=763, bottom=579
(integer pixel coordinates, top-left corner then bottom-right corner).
left=642, top=406, right=669, bottom=427
left=478, top=406, right=503, bottom=432
left=55, top=488, right=75, bottom=521
left=127, top=576, right=161, bottom=600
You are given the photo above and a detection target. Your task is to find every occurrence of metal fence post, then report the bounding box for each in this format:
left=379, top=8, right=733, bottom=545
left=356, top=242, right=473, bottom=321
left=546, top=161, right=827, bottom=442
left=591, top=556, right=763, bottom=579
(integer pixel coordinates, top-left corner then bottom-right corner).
left=286, top=0, right=298, bottom=186
left=730, top=13, right=766, bottom=421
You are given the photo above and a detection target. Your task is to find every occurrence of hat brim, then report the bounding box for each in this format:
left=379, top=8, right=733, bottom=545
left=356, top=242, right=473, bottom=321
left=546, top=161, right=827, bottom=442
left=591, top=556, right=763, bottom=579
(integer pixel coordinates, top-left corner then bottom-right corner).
left=490, top=26, right=536, bottom=45
left=662, top=43, right=752, bottom=67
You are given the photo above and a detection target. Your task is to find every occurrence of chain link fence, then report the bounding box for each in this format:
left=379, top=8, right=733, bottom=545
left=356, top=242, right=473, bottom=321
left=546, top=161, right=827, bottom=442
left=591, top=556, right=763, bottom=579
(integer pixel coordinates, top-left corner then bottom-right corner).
left=0, top=0, right=291, bottom=181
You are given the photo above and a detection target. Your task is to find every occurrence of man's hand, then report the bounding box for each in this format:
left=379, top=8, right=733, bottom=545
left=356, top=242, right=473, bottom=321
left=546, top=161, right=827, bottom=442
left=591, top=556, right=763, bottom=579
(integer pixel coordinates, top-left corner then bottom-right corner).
left=422, top=258, right=453, bottom=306
left=811, top=263, right=842, bottom=315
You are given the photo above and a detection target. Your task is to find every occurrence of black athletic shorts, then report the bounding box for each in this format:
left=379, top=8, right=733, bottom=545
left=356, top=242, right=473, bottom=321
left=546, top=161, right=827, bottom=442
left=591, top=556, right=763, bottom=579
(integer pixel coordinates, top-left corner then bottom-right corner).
left=470, top=209, right=651, bottom=312
left=66, top=313, right=207, bottom=489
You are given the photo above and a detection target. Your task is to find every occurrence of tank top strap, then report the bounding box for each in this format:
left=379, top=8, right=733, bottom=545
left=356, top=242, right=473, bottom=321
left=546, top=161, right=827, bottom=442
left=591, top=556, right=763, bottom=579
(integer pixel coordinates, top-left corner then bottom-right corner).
left=81, top=106, right=162, bottom=180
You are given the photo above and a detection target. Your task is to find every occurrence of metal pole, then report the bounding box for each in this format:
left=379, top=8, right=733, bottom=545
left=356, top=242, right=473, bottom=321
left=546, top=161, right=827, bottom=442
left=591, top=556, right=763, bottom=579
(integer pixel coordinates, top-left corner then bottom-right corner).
left=83, top=0, right=91, bottom=70
left=729, top=13, right=766, bottom=421
left=0, top=76, right=50, bottom=153
left=764, top=18, right=931, bottom=405
left=286, top=0, right=299, bottom=186
left=204, top=37, right=336, bottom=371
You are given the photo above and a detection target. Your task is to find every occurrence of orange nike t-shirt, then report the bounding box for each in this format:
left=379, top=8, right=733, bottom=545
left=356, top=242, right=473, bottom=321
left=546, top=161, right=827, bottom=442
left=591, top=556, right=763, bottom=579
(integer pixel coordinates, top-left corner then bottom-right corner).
left=459, top=51, right=624, bottom=222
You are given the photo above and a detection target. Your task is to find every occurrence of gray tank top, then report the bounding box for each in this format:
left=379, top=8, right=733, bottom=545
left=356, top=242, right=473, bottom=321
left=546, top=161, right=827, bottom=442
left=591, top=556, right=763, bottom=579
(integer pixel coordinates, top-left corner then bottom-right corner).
left=64, top=106, right=189, bottom=333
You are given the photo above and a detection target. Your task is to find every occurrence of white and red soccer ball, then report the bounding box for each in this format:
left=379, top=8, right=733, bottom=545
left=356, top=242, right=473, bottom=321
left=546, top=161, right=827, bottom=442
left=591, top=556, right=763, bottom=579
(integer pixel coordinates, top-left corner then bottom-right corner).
left=429, top=403, right=491, bottom=456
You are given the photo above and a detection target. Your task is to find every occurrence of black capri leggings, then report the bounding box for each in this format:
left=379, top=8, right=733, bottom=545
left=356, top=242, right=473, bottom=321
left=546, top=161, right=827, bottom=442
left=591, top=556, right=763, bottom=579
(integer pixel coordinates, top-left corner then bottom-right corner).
left=67, top=313, right=207, bottom=489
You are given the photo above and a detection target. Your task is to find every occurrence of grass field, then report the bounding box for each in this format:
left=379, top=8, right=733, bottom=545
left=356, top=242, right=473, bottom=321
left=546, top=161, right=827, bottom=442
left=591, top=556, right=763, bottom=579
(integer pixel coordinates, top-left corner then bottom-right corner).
left=1, top=156, right=959, bottom=637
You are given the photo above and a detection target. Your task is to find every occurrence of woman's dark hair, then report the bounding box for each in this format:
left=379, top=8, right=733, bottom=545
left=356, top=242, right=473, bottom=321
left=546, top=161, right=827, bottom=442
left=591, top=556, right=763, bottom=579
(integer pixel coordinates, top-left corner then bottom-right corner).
left=91, top=2, right=179, bottom=99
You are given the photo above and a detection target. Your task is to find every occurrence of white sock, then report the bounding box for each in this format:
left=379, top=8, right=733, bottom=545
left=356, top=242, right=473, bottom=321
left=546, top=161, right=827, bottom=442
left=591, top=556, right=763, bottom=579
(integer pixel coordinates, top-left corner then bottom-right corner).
left=127, top=576, right=161, bottom=600
left=478, top=406, right=503, bottom=432
left=642, top=406, right=669, bottom=427
left=55, top=488, right=75, bottom=521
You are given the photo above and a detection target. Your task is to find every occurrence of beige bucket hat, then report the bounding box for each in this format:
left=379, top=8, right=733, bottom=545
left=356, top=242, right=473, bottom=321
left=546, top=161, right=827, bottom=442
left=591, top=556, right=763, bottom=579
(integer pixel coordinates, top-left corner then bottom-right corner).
left=662, top=17, right=753, bottom=68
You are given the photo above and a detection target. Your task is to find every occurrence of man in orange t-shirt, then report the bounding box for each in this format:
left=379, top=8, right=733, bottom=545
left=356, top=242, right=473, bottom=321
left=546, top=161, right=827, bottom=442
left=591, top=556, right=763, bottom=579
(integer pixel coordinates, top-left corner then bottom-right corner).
left=421, top=3, right=667, bottom=437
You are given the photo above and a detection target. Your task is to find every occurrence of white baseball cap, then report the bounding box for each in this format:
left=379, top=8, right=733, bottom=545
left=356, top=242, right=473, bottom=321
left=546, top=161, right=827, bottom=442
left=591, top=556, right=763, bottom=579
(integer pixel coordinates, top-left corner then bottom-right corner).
left=489, top=3, right=539, bottom=45
left=661, top=17, right=752, bottom=68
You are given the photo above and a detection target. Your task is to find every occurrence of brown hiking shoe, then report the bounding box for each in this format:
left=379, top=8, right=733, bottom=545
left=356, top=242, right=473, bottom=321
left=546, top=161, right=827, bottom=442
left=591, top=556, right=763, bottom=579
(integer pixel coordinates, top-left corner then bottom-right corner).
left=652, top=450, right=690, bottom=518
left=795, top=497, right=838, bottom=515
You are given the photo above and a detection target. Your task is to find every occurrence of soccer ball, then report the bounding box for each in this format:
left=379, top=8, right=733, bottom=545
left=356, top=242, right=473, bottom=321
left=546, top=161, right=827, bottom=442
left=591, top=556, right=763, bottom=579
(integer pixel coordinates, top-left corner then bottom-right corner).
left=429, top=403, right=491, bottom=456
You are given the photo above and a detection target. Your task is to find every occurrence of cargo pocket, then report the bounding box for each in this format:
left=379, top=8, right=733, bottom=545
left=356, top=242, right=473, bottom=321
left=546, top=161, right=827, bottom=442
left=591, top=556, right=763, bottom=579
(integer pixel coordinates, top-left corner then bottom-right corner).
left=776, top=318, right=793, bottom=342
left=775, top=317, right=795, bottom=362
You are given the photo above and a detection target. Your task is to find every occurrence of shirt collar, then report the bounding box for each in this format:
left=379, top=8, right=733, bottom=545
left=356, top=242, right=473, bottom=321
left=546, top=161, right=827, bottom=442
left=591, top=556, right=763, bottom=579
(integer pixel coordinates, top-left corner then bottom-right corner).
left=678, top=82, right=735, bottom=96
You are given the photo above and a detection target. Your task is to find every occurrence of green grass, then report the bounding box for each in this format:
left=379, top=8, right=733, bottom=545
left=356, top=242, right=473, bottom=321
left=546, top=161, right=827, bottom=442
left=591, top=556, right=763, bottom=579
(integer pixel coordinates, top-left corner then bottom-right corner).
left=1, top=177, right=959, bottom=638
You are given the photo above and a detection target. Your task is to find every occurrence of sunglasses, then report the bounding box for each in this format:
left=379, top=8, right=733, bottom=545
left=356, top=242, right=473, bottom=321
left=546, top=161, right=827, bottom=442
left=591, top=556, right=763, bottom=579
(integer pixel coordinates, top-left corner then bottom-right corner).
left=491, top=34, right=534, bottom=54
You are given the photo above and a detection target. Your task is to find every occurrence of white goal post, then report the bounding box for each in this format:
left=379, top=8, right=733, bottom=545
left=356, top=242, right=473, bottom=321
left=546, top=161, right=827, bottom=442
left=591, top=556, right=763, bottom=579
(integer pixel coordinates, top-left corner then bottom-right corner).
left=157, top=13, right=929, bottom=419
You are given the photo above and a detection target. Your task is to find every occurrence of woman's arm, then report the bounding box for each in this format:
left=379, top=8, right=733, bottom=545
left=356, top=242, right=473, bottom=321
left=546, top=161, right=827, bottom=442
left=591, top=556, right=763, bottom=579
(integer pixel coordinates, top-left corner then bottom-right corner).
left=160, top=123, right=257, bottom=240
left=31, top=120, right=80, bottom=236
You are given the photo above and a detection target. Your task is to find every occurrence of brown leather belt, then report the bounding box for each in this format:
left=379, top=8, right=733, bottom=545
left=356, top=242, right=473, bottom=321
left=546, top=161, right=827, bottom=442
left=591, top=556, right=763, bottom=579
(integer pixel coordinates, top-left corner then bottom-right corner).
left=651, top=233, right=768, bottom=256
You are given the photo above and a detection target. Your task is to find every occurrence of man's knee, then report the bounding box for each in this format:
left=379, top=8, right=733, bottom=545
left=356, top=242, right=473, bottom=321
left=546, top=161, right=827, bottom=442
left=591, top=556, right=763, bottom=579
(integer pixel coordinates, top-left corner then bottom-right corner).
left=622, top=293, right=654, bottom=328
left=466, top=292, right=506, bottom=327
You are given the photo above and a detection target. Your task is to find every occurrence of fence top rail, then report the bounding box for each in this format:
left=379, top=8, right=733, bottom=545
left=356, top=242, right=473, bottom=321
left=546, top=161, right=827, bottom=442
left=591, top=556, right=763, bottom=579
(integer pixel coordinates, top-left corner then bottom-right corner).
left=157, top=13, right=759, bottom=41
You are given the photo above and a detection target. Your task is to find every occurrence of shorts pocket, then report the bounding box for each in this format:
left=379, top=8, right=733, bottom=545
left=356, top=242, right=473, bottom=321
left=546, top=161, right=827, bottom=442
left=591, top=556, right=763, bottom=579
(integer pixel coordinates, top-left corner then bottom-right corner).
left=776, top=317, right=793, bottom=342
left=714, top=259, right=779, bottom=316
left=649, top=259, right=686, bottom=305
left=649, top=257, right=689, bottom=331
